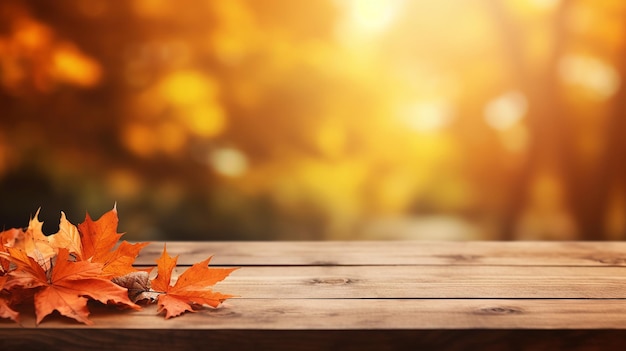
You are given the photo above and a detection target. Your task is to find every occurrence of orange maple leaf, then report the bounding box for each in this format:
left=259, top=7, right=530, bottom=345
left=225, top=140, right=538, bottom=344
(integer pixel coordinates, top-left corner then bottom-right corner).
left=48, top=211, right=83, bottom=258
left=0, top=275, right=20, bottom=322
left=3, top=247, right=48, bottom=291
left=2, top=208, right=237, bottom=324
left=78, top=207, right=122, bottom=261
left=12, top=210, right=55, bottom=269
left=151, top=245, right=237, bottom=319
left=0, top=297, right=20, bottom=322
left=0, top=228, right=21, bottom=248
left=7, top=248, right=140, bottom=325
left=98, top=241, right=151, bottom=278
left=0, top=229, right=19, bottom=273
left=77, top=206, right=149, bottom=278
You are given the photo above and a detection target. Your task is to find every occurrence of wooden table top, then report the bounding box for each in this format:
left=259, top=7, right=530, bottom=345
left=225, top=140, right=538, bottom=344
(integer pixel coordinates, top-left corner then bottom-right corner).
left=3, top=241, right=626, bottom=350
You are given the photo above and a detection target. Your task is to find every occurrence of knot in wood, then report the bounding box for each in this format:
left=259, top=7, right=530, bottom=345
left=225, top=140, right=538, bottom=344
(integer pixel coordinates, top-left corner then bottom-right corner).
left=309, top=277, right=354, bottom=285
left=436, top=254, right=480, bottom=262
left=475, top=306, right=523, bottom=315
left=589, top=256, right=626, bottom=265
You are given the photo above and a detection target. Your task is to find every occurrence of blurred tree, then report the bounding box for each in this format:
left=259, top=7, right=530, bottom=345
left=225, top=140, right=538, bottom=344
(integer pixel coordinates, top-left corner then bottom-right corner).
left=0, top=0, right=625, bottom=240
left=487, top=0, right=626, bottom=239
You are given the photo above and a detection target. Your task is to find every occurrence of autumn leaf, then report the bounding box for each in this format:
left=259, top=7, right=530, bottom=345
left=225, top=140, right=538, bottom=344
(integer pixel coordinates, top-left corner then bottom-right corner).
left=78, top=206, right=123, bottom=261
left=98, top=241, right=151, bottom=279
left=0, top=251, right=8, bottom=275
left=13, top=209, right=55, bottom=269
left=2, top=228, right=21, bottom=273
left=77, top=206, right=148, bottom=278
left=0, top=298, right=19, bottom=322
left=151, top=245, right=237, bottom=319
left=3, top=247, right=49, bottom=291
left=48, top=212, right=83, bottom=258
left=1, top=208, right=236, bottom=324
left=0, top=275, right=20, bottom=322
left=0, top=228, right=21, bottom=248
left=7, top=248, right=140, bottom=325
left=112, top=271, right=159, bottom=303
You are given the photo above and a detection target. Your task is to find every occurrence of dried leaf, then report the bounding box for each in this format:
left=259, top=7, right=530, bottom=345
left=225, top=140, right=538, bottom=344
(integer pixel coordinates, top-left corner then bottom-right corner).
left=1, top=208, right=236, bottom=324
left=151, top=245, right=237, bottom=319
left=48, top=212, right=83, bottom=258
left=15, top=209, right=55, bottom=269
left=0, top=275, right=19, bottom=322
left=4, top=247, right=48, bottom=290
left=1, top=228, right=22, bottom=273
left=99, top=241, right=150, bottom=279
left=0, top=246, right=11, bottom=275
left=8, top=248, right=140, bottom=324
left=0, top=298, right=19, bottom=322
left=78, top=206, right=122, bottom=261
left=112, top=271, right=159, bottom=303
left=42, top=249, right=140, bottom=324
left=76, top=207, right=149, bottom=278
left=0, top=228, right=21, bottom=248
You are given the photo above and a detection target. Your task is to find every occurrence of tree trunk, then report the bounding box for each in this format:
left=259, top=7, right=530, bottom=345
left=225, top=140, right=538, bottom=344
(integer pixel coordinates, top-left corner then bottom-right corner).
left=486, top=0, right=576, bottom=239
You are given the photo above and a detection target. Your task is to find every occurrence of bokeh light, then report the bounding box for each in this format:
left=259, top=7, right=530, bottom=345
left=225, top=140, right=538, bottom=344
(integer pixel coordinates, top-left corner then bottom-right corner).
left=1, top=0, right=625, bottom=241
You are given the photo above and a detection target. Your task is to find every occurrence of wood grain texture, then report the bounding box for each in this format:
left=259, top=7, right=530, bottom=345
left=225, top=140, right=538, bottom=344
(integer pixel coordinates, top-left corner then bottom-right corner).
left=4, top=241, right=626, bottom=350
left=135, top=241, right=626, bottom=266
left=3, top=329, right=626, bottom=351
left=4, top=299, right=626, bottom=330
left=207, top=265, right=626, bottom=299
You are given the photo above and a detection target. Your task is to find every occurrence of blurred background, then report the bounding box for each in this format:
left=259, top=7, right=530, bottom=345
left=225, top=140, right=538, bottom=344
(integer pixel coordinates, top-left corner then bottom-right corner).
left=0, top=0, right=625, bottom=241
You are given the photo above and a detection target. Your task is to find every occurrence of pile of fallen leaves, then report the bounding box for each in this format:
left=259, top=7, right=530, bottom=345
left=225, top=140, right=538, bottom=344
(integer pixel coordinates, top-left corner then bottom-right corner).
left=0, top=207, right=236, bottom=325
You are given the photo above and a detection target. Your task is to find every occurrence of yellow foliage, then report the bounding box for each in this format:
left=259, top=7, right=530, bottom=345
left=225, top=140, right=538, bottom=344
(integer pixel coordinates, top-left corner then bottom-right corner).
left=185, top=104, right=226, bottom=138
left=159, top=71, right=218, bottom=106
left=3, top=0, right=626, bottom=241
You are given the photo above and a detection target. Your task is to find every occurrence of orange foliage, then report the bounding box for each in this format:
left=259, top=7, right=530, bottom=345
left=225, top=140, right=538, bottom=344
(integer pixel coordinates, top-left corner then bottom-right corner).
left=2, top=0, right=626, bottom=243
left=151, top=245, right=237, bottom=319
left=0, top=207, right=237, bottom=324
left=5, top=247, right=138, bottom=325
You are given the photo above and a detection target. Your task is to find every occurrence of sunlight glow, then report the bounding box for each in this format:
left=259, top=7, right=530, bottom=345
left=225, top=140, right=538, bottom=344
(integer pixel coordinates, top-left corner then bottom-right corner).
left=526, top=0, right=560, bottom=11
left=4, top=0, right=625, bottom=241
left=336, top=0, right=405, bottom=41
left=484, top=91, right=528, bottom=131
left=559, top=54, right=620, bottom=100
left=348, top=0, right=402, bottom=33
left=210, top=148, right=248, bottom=177
left=399, top=100, right=454, bottom=133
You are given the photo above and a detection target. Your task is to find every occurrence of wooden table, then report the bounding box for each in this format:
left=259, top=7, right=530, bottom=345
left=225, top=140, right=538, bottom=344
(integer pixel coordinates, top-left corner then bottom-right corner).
left=3, top=241, right=626, bottom=350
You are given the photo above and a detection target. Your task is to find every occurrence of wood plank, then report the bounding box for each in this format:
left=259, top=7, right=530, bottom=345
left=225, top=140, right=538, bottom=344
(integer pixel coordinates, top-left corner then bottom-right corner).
left=4, top=299, right=626, bottom=330
left=4, top=240, right=626, bottom=350
left=169, top=265, right=626, bottom=299
left=3, top=329, right=626, bottom=351
left=134, top=241, right=626, bottom=266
